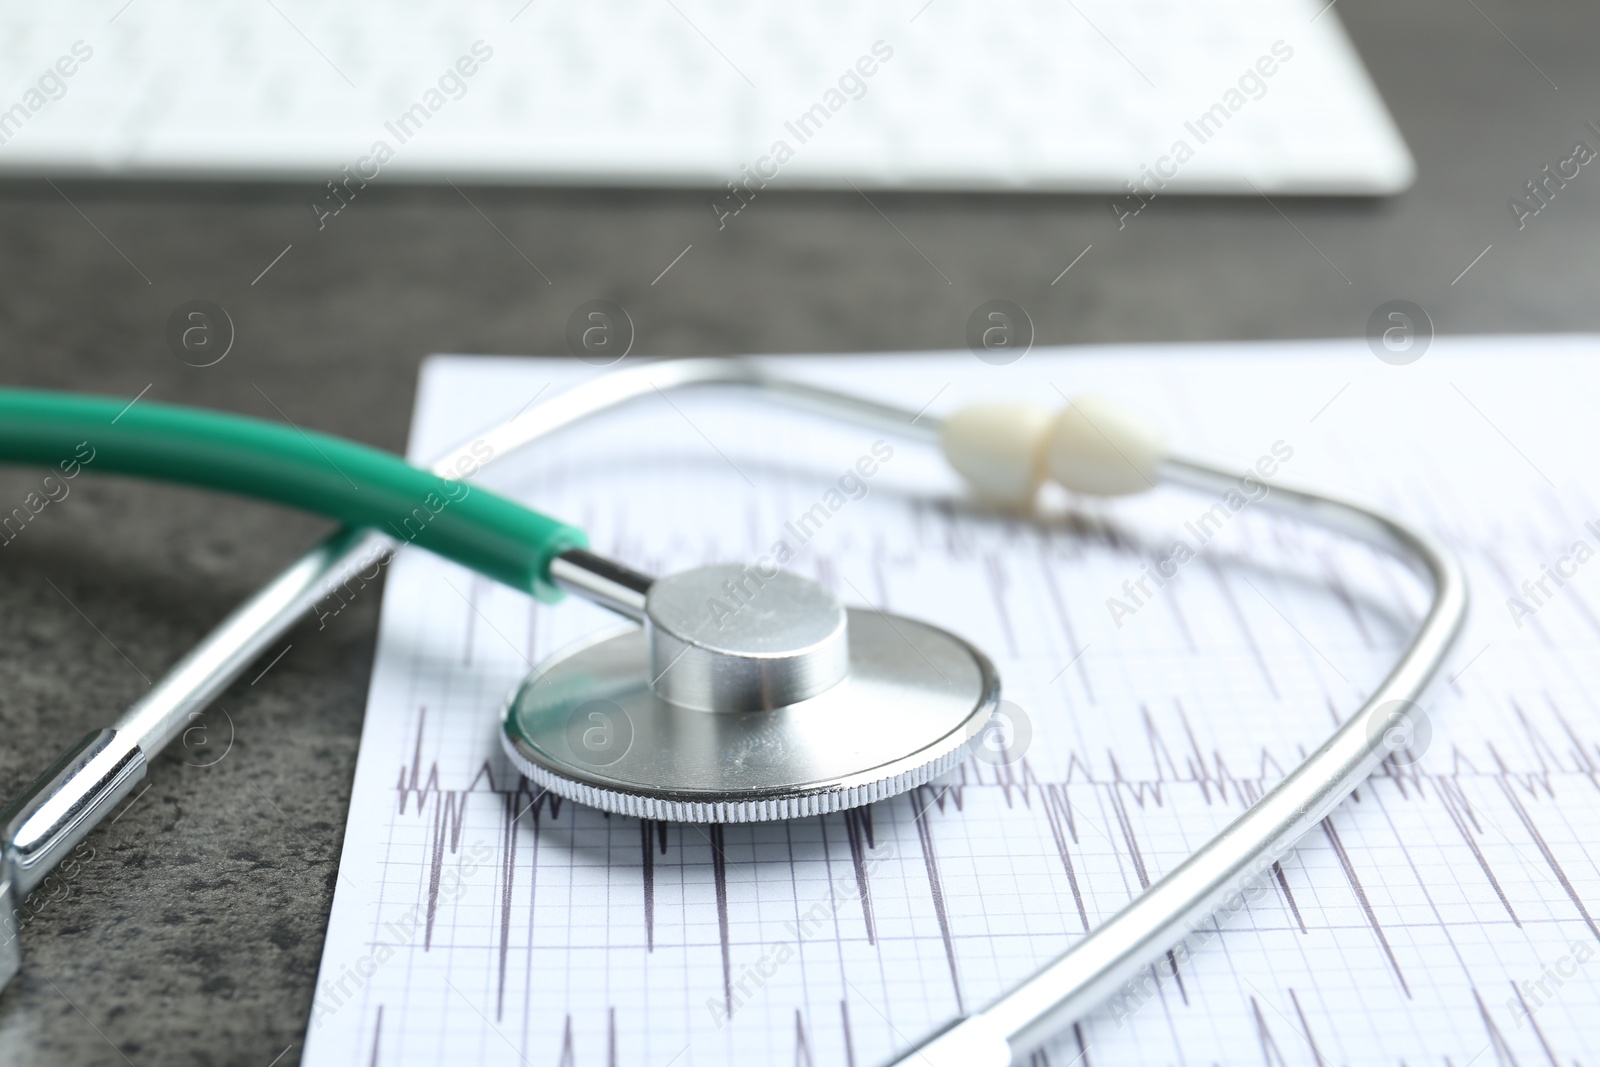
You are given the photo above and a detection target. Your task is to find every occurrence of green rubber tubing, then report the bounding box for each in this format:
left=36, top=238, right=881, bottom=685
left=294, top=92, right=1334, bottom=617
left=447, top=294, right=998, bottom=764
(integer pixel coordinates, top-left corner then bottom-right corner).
left=0, top=389, right=587, bottom=601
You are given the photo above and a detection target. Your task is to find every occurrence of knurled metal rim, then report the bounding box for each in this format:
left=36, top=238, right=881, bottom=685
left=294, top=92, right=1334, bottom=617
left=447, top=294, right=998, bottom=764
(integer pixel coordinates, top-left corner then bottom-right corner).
left=501, top=731, right=980, bottom=823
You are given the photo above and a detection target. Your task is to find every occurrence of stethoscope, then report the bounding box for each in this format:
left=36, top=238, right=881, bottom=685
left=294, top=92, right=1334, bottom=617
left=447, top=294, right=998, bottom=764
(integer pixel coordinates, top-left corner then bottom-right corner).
left=0, top=358, right=1466, bottom=1065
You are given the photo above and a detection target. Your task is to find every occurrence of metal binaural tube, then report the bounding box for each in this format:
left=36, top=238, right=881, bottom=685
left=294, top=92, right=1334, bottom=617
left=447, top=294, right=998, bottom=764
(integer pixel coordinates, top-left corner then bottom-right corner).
left=0, top=730, right=146, bottom=899
left=887, top=454, right=1468, bottom=1065
left=113, top=527, right=387, bottom=756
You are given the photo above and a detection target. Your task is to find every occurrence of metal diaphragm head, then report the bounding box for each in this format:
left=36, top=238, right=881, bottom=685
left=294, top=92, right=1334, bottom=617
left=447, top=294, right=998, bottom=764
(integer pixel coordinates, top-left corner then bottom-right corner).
left=500, top=563, right=1000, bottom=823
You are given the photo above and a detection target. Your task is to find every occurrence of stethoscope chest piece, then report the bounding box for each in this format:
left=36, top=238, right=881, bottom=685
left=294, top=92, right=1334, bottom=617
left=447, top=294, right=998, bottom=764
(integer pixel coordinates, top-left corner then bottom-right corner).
left=500, top=563, right=1001, bottom=822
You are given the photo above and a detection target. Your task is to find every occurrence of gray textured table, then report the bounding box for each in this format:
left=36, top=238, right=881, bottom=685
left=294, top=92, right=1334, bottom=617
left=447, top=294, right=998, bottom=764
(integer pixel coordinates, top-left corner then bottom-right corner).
left=0, top=0, right=1595, bottom=1062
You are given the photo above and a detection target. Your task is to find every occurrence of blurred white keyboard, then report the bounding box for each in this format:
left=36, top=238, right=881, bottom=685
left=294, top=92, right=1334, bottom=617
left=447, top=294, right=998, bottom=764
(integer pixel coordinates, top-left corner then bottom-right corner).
left=0, top=0, right=1413, bottom=193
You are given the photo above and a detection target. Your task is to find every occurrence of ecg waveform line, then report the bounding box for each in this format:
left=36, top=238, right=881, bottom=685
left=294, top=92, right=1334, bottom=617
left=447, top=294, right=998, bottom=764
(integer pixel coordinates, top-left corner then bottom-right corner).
left=378, top=698, right=1600, bottom=1063
left=381, top=573, right=1600, bottom=1058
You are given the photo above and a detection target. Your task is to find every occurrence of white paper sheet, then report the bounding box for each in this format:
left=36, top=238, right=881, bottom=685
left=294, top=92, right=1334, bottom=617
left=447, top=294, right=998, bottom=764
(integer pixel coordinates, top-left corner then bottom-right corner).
left=302, top=338, right=1600, bottom=1066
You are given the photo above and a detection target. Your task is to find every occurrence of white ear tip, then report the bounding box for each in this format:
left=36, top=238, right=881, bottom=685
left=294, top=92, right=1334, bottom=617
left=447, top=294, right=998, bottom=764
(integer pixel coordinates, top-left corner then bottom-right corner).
left=939, top=402, right=1054, bottom=506
left=1045, top=394, right=1167, bottom=496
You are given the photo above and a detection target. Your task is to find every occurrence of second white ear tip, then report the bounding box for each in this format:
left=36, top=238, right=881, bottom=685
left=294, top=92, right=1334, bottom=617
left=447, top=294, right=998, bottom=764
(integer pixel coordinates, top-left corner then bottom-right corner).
left=1045, top=394, right=1167, bottom=496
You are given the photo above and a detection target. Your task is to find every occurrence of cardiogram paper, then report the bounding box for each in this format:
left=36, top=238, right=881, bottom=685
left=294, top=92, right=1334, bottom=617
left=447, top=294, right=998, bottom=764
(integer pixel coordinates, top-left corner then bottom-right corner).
left=302, top=338, right=1600, bottom=1066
